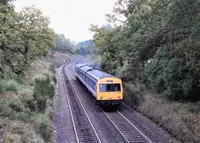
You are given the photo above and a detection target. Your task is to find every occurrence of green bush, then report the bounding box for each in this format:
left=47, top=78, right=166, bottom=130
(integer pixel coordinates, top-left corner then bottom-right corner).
left=3, top=67, right=23, bottom=84
left=33, top=74, right=55, bottom=112
left=36, top=114, right=52, bottom=142
left=9, top=103, right=22, bottom=112
left=0, top=82, right=6, bottom=93
left=6, top=80, right=18, bottom=92
left=51, top=75, right=57, bottom=84
left=0, top=100, right=10, bottom=118
left=34, top=75, right=50, bottom=99
left=36, top=96, right=48, bottom=113
left=123, top=82, right=145, bottom=109
left=188, top=102, right=200, bottom=114
left=48, top=83, right=55, bottom=99
left=15, top=111, right=31, bottom=122
left=13, top=75, right=23, bottom=84
left=25, top=99, right=36, bottom=112
left=49, top=64, right=56, bottom=74
left=39, top=120, right=52, bottom=142
left=145, top=45, right=200, bottom=101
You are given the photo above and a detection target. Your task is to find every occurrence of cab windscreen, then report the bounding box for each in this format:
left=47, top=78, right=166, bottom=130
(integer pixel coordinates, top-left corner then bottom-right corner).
left=99, top=84, right=121, bottom=92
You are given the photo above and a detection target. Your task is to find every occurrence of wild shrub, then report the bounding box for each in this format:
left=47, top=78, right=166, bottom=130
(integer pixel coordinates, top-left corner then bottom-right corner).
left=49, top=64, right=56, bottom=74
left=25, top=100, right=36, bottom=112
left=13, top=75, right=23, bottom=84
left=36, top=114, right=52, bottom=142
left=188, top=102, right=200, bottom=114
left=123, top=82, right=145, bottom=109
left=9, top=103, right=22, bottom=112
left=0, top=82, right=6, bottom=93
left=0, top=100, right=11, bottom=118
left=145, top=45, right=200, bottom=100
left=15, top=111, right=31, bottom=122
left=48, top=83, right=55, bottom=99
left=39, top=120, right=52, bottom=142
left=5, top=80, right=18, bottom=92
left=3, top=67, right=23, bottom=84
left=33, top=74, right=55, bottom=112
left=51, top=75, right=57, bottom=84
left=36, top=96, right=48, bottom=113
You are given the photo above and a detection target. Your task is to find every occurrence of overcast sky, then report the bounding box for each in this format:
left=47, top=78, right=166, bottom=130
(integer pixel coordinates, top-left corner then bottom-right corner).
left=14, top=0, right=115, bottom=42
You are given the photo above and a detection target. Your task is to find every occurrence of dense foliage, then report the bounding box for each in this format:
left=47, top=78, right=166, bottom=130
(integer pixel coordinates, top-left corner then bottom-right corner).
left=54, top=34, right=75, bottom=53
left=90, top=0, right=200, bottom=100
left=0, top=0, right=12, bottom=6
left=76, top=40, right=96, bottom=55
left=0, top=2, right=56, bottom=75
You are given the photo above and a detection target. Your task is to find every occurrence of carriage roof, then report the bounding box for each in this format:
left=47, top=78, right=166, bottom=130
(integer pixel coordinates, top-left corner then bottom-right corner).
left=76, top=64, right=115, bottom=80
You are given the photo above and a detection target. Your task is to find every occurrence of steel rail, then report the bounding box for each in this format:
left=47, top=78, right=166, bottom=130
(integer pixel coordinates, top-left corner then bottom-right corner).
left=65, top=65, right=102, bottom=143
left=68, top=63, right=152, bottom=143
left=60, top=66, right=79, bottom=143
left=102, top=111, right=130, bottom=143
left=117, top=110, right=153, bottom=143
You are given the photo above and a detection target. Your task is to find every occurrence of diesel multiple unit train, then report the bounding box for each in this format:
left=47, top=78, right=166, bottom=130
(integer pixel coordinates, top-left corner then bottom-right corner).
left=75, top=64, right=123, bottom=106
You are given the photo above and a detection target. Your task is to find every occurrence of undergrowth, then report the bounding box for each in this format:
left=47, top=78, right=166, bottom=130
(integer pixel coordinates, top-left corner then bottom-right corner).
left=33, top=74, right=56, bottom=113
left=124, top=82, right=200, bottom=143
left=0, top=59, right=57, bottom=143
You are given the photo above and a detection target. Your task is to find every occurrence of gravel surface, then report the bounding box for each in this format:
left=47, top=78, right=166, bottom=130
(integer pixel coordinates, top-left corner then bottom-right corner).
left=54, top=67, right=76, bottom=143
left=63, top=67, right=100, bottom=143
left=118, top=104, right=180, bottom=143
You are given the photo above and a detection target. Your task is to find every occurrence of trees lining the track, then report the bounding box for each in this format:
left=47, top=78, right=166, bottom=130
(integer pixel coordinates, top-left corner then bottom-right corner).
left=0, top=2, right=56, bottom=75
left=90, top=0, right=200, bottom=101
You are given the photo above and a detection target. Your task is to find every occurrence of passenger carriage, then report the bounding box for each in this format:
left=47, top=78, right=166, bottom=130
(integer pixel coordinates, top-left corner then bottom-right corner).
left=75, top=64, right=123, bottom=106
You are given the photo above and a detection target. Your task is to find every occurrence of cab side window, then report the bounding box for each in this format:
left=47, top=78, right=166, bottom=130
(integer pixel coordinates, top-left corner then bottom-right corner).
left=99, top=84, right=106, bottom=92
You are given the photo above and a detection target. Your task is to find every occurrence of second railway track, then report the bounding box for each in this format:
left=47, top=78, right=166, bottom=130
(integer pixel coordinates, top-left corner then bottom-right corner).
left=62, top=65, right=101, bottom=143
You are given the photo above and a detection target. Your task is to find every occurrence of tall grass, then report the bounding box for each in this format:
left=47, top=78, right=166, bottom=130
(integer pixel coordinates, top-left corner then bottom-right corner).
left=0, top=59, right=57, bottom=143
left=124, top=82, right=200, bottom=142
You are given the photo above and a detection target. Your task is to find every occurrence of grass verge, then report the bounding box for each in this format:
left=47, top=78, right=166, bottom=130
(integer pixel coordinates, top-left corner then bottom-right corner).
left=0, top=58, right=57, bottom=143
left=123, top=82, right=200, bottom=143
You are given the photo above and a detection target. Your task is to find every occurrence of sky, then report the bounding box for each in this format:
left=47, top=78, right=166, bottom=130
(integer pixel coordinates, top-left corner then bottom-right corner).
left=14, top=0, right=115, bottom=42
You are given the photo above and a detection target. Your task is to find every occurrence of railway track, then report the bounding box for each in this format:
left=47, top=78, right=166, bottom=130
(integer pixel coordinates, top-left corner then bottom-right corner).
left=103, top=110, right=152, bottom=143
left=62, top=65, right=101, bottom=143
left=67, top=64, right=153, bottom=143
left=59, top=66, right=78, bottom=142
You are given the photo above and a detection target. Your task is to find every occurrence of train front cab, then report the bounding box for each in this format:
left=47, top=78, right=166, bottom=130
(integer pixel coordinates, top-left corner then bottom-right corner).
left=96, top=77, right=123, bottom=105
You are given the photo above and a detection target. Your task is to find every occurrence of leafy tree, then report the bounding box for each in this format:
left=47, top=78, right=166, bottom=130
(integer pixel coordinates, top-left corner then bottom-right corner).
left=54, top=34, right=75, bottom=53
left=0, top=0, right=13, bottom=6
left=0, top=5, right=56, bottom=75
left=146, top=0, right=200, bottom=100
left=76, top=40, right=96, bottom=56
left=90, top=0, right=200, bottom=100
left=89, top=25, right=126, bottom=76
